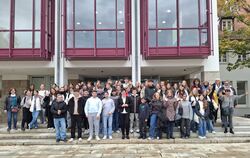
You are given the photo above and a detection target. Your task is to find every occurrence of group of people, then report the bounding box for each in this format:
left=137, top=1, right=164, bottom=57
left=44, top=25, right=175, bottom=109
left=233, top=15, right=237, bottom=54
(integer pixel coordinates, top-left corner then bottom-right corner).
left=3, top=77, right=248, bottom=142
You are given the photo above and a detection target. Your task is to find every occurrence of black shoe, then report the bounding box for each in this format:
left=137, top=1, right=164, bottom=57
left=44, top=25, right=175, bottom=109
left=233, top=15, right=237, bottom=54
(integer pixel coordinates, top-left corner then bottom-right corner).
left=142, top=136, right=146, bottom=139
left=170, top=136, right=175, bottom=139
left=224, top=128, right=228, bottom=133
left=167, top=136, right=170, bottom=139
left=122, top=135, right=125, bottom=139
left=126, top=135, right=130, bottom=139
left=56, top=139, right=60, bottom=143
left=230, top=129, right=234, bottom=134
left=63, top=139, right=67, bottom=143
left=7, top=128, right=11, bottom=132
left=21, top=128, right=25, bottom=131
left=138, top=135, right=143, bottom=139
left=181, top=136, right=185, bottom=139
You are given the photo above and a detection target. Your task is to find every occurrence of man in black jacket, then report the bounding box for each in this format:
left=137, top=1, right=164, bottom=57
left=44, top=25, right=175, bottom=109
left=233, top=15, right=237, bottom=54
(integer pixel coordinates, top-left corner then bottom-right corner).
left=68, top=91, right=84, bottom=142
left=51, top=94, right=68, bottom=143
left=144, top=80, right=156, bottom=102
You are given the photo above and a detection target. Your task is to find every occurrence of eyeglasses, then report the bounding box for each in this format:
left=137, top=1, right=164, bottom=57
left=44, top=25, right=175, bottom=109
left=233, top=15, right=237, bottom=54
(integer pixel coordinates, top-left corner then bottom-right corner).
left=225, top=90, right=231, bottom=92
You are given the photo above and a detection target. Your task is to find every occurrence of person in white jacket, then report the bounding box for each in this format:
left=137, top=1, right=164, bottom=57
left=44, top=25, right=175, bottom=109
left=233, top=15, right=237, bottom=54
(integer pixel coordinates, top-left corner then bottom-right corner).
left=84, top=90, right=103, bottom=141
left=29, top=90, right=42, bottom=129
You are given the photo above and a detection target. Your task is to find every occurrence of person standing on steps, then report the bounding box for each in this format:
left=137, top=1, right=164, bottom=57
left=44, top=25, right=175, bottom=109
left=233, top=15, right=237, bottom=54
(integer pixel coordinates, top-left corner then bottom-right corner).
left=4, top=88, right=21, bottom=132
left=20, top=89, right=32, bottom=131
left=138, top=97, right=150, bottom=139
left=51, top=94, right=68, bottom=143
left=219, top=89, right=248, bottom=134
left=29, top=90, right=42, bottom=130
left=68, top=91, right=85, bottom=142
left=129, top=88, right=140, bottom=134
left=84, top=90, right=103, bottom=142
left=118, top=89, right=132, bottom=139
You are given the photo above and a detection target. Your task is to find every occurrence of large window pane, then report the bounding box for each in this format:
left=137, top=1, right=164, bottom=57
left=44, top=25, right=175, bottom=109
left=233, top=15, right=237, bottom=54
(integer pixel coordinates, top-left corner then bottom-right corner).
left=237, top=81, right=247, bottom=104
left=0, top=32, right=10, bottom=48
left=97, top=31, right=116, bottom=48
left=0, top=0, right=10, bottom=30
left=75, top=0, right=94, bottom=29
left=67, top=31, right=73, bottom=48
left=148, top=0, right=156, bottom=28
left=34, top=31, right=40, bottom=48
left=149, top=30, right=156, bottom=47
left=117, top=0, right=125, bottom=29
left=118, top=30, right=125, bottom=48
left=35, top=0, right=41, bottom=29
left=157, top=0, right=177, bottom=28
left=67, top=0, right=74, bottom=29
left=200, top=0, right=208, bottom=27
left=201, top=29, right=208, bottom=46
left=179, top=0, right=199, bottom=27
left=96, top=0, right=116, bottom=29
left=14, top=32, right=32, bottom=48
left=15, top=0, right=33, bottom=29
left=158, top=30, right=177, bottom=47
left=75, top=31, right=94, bottom=48
left=180, top=29, right=199, bottom=46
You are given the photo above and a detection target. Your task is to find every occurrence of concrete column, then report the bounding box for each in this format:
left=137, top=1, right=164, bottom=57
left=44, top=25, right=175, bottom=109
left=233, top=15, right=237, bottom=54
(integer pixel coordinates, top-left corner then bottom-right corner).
left=54, top=0, right=67, bottom=87
left=202, top=0, right=220, bottom=83
left=131, top=0, right=141, bottom=85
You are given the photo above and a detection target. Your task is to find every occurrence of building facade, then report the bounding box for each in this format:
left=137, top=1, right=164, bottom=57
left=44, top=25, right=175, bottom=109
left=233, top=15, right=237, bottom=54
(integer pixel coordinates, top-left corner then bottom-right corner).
left=0, top=0, right=219, bottom=97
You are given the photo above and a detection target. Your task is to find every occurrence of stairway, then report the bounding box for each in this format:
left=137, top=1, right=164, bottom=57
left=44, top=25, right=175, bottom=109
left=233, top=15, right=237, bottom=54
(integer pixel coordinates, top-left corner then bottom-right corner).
left=0, top=117, right=249, bottom=145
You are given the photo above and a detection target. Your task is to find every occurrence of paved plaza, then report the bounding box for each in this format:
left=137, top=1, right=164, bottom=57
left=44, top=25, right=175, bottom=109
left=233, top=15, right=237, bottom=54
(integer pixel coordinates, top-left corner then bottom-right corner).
left=0, top=143, right=250, bottom=158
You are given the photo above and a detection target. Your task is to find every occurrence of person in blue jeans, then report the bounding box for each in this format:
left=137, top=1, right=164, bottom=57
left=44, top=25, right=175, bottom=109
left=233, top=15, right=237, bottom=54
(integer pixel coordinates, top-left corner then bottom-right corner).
left=102, top=91, right=115, bottom=140
left=29, top=90, right=42, bottom=129
left=51, top=94, right=68, bottom=143
left=148, top=92, right=163, bottom=140
left=195, top=94, right=210, bottom=139
left=4, top=88, right=21, bottom=132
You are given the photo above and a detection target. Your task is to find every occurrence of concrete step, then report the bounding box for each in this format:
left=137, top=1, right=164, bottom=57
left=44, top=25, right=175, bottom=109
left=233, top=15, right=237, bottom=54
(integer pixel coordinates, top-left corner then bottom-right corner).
left=0, top=137, right=250, bottom=146
left=0, top=131, right=250, bottom=139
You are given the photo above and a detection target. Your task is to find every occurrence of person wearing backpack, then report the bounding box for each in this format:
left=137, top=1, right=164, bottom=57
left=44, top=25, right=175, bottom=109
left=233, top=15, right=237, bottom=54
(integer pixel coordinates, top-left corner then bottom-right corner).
left=21, top=89, right=32, bottom=131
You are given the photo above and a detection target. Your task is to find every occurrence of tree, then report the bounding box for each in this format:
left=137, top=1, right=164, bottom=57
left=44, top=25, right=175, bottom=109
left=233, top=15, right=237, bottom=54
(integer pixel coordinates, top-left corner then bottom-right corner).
left=218, top=0, right=250, bottom=71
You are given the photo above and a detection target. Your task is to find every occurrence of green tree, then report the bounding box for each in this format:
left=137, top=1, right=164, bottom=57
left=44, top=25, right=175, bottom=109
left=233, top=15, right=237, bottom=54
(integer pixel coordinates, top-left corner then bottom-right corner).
left=218, top=0, right=250, bottom=71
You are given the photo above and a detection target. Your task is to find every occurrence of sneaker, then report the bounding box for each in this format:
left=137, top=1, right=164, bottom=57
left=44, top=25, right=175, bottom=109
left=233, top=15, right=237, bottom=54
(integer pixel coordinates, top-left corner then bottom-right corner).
left=28, top=124, right=31, bottom=130
left=7, top=128, right=11, bottom=132
left=21, top=128, right=25, bottom=131
left=63, top=139, right=67, bottom=143
left=157, top=137, right=160, bottom=140
left=130, top=129, right=134, bottom=133
left=69, top=138, right=74, bottom=142
left=78, top=138, right=83, bottom=142
left=103, top=135, right=107, bottom=140
left=136, top=129, right=140, bottom=133
left=96, top=136, right=100, bottom=141
left=56, top=139, right=60, bottom=143
left=148, top=137, right=152, bottom=140
left=87, top=136, right=92, bottom=142
left=14, top=128, right=17, bottom=130
left=109, top=136, right=112, bottom=140
left=202, top=136, right=207, bottom=139
left=198, top=136, right=203, bottom=139
left=84, top=129, right=89, bottom=135
left=212, top=131, right=216, bottom=134
left=116, top=130, right=120, bottom=133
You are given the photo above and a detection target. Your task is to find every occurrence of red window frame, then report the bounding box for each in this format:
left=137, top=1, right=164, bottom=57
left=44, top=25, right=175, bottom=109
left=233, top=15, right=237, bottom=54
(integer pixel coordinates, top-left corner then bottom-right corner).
left=64, top=0, right=131, bottom=60
left=141, top=0, right=211, bottom=59
left=0, top=0, right=51, bottom=60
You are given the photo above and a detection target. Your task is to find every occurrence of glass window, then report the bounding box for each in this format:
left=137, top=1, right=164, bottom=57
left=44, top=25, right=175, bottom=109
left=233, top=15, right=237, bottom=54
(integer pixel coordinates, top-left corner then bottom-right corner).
left=157, top=0, right=177, bottom=28
left=179, top=0, right=199, bottom=28
left=219, top=53, right=227, bottom=63
left=158, top=30, right=177, bottom=47
left=200, top=0, right=208, bottom=27
left=96, top=0, right=116, bottom=29
left=118, top=30, right=125, bottom=48
left=0, top=0, right=10, bottom=30
left=237, top=81, right=247, bottom=104
left=34, top=31, right=40, bottom=48
left=0, top=32, right=10, bottom=48
left=221, top=19, right=233, bottom=31
left=75, top=31, right=94, bottom=48
left=75, top=0, right=94, bottom=29
left=180, top=29, right=199, bottom=46
left=15, top=0, right=33, bottom=29
left=35, top=0, right=41, bottom=29
left=14, top=32, right=32, bottom=48
left=67, top=0, right=74, bottom=29
left=149, top=30, right=156, bottom=47
left=67, top=31, right=74, bottom=48
left=97, top=31, right=116, bottom=48
left=148, top=0, right=156, bottom=29
left=201, top=29, right=208, bottom=46
left=117, top=0, right=125, bottom=29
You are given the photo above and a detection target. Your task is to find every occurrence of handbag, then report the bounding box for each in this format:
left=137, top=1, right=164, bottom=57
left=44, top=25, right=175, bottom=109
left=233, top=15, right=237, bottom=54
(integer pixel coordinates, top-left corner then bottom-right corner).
left=11, top=107, right=19, bottom=113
